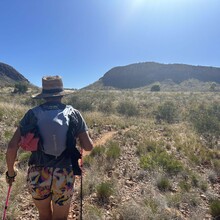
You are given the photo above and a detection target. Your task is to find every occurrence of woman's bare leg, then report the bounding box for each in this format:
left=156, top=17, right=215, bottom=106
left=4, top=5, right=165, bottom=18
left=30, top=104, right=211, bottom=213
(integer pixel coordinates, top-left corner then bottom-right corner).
left=52, top=201, right=71, bottom=220
left=33, top=196, right=52, bottom=220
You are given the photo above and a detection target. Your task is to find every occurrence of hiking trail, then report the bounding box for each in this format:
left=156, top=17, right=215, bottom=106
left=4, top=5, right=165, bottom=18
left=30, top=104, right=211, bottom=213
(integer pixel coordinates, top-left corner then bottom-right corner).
left=68, top=130, right=118, bottom=220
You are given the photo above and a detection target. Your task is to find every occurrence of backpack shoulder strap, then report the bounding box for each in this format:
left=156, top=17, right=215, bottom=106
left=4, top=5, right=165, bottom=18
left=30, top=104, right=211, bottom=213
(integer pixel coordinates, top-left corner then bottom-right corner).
left=65, top=106, right=82, bottom=175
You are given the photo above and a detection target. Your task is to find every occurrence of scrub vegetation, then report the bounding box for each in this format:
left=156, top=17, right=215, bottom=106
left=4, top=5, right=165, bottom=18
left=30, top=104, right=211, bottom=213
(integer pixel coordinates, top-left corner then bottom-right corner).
left=0, top=87, right=220, bottom=219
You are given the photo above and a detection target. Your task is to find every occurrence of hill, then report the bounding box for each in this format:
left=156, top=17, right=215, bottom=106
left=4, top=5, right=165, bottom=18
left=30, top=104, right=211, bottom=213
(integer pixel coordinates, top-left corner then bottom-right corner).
left=86, top=62, right=220, bottom=89
left=0, top=62, right=29, bottom=86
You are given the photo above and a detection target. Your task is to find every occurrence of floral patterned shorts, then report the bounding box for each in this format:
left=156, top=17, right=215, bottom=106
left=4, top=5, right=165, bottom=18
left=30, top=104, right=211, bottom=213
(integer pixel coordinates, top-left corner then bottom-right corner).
left=27, top=166, right=75, bottom=206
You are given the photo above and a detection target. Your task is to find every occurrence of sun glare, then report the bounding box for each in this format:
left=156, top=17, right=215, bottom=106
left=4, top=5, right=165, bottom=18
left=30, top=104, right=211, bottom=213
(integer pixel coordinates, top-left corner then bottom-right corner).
left=131, top=0, right=145, bottom=8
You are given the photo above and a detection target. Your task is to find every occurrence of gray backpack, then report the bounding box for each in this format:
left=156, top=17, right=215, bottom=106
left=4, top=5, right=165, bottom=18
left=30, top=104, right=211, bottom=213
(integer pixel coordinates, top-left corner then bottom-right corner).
left=32, top=104, right=75, bottom=157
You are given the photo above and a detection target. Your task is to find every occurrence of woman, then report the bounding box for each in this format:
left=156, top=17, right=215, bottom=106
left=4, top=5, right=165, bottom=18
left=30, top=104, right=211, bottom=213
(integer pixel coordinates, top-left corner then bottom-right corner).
left=6, top=76, right=93, bottom=220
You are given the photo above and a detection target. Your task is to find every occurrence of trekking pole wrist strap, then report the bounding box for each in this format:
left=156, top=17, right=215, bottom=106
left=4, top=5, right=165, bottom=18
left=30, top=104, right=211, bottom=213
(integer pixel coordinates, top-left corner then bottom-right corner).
left=6, top=171, right=17, bottom=179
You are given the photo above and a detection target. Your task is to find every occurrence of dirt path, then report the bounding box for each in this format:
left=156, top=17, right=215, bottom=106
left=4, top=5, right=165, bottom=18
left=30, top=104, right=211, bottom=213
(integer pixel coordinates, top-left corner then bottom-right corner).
left=93, top=131, right=117, bottom=146
left=82, top=131, right=118, bottom=156
left=68, top=130, right=118, bottom=219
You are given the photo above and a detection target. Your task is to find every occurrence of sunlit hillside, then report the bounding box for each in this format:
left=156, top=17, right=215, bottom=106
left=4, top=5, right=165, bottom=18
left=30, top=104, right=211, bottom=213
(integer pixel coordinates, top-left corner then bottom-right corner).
left=86, top=62, right=220, bottom=90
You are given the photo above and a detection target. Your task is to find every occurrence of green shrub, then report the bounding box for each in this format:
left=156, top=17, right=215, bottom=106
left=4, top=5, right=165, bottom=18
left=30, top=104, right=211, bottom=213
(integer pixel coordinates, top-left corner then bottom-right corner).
left=157, top=151, right=183, bottom=174
left=90, top=146, right=105, bottom=157
left=189, top=103, right=220, bottom=136
left=179, top=180, right=191, bottom=192
left=156, top=176, right=171, bottom=191
left=210, top=82, right=217, bottom=91
left=96, top=181, right=114, bottom=203
left=151, top=84, right=160, bottom=92
left=18, top=151, right=31, bottom=162
left=83, top=204, right=103, bottom=220
left=0, top=109, right=3, bottom=121
left=136, top=140, right=159, bottom=156
left=17, top=151, right=31, bottom=169
left=98, top=101, right=115, bottom=114
left=167, top=193, right=182, bottom=209
left=117, top=101, right=139, bottom=117
left=140, top=150, right=183, bottom=175
left=23, top=97, right=43, bottom=106
left=140, top=154, right=157, bottom=170
left=69, top=95, right=93, bottom=112
left=212, top=159, right=220, bottom=175
left=191, top=174, right=199, bottom=187
left=199, top=181, right=208, bottom=192
left=155, top=101, right=178, bottom=123
left=13, top=83, right=28, bottom=94
left=144, top=198, right=159, bottom=214
left=210, top=199, right=220, bottom=218
left=106, top=141, right=121, bottom=160
left=0, top=151, right=6, bottom=174
left=83, top=155, right=94, bottom=168
left=3, top=130, right=13, bottom=142
left=118, top=201, right=149, bottom=219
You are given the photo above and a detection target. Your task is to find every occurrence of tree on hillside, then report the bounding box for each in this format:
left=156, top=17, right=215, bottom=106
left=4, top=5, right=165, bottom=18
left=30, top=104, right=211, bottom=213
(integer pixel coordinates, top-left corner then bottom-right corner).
left=151, top=84, right=161, bottom=92
left=13, top=82, right=28, bottom=94
left=210, top=82, right=217, bottom=91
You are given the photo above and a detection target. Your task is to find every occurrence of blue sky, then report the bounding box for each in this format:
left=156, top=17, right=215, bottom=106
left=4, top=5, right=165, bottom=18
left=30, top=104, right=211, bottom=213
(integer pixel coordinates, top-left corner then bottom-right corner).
left=0, top=0, right=220, bottom=89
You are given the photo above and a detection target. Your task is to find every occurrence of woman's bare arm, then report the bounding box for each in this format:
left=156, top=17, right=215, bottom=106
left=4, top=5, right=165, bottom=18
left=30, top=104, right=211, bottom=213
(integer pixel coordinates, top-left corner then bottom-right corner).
left=6, top=128, right=21, bottom=176
left=78, top=131, right=93, bottom=151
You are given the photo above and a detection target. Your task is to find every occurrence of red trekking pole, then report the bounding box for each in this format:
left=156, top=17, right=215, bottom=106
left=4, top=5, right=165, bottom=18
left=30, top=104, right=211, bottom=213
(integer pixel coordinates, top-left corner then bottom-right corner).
left=80, top=148, right=83, bottom=220
left=2, top=185, right=12, bottom=220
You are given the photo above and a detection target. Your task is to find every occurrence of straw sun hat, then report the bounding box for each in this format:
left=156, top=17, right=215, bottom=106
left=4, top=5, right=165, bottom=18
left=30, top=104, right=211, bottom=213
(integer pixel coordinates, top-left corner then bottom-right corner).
left=32, top=75, right=67, bottom=99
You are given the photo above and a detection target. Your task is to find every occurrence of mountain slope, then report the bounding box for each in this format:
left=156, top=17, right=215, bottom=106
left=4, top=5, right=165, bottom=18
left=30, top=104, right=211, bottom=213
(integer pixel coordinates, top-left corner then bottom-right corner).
left=87, top=62, right=220, bottom=89
left=0, top=62, right=29, bottom=86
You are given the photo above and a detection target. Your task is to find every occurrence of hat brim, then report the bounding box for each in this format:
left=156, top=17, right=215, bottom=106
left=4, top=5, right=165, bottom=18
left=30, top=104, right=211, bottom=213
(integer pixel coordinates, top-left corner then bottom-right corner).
left=32, top=91, right=68, bottom=99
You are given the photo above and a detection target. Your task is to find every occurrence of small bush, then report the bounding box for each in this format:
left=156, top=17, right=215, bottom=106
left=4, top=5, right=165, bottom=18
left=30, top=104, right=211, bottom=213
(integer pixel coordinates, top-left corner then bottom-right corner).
left=83, top=155, right=94, bottom=168
left=23, top=97, right=43, bottom=106
left=118, top=201, right=149, bottom=220
left=0, top=109, right=3, bottom=121
left=144, top=198, right=159, bottom=214
left=90, top=146, right=105, bottom=157
left=191, top=174, right=199, bottom=187
left=156, top=176, right=171, bottom=192
left=83, top=204, right=103, bottom=220
left=189, top=103, right=220, bottom=136
left=179, top=180, right=191, bottom=192
left=151, top=84, right=160, bottom=92
left=3, top=130, right=14, bottom=142
left=17, top=151, right=31, bottom=168
left=96, top=181, right=114, bottom=203
left=210, top=199, right=220, bottom=218
left=18, top=151, right=31, bottom=162
left=208, top=172, right=218, bottom=184
left=13, top=83, right=28, bottom=94
left=0, top=151, right=6, bottom=174
left=136, top=140, right=159, bottom=156
left=212, top=159, right=220, bottom=175
left=106, top=141, right=121, bottom=160
left=210, top=82, right=217, bottom=91
left=155, top=101, right=178, bottom=123
left=98, top=101, right=115, bottom=114
left=69, top=95, right=93, bottom=112
left=140, top=150, right=183, bottom=175
left=82, top=171, right=99, bottom=196
left=200, top=181, right=208, bottom=192
left=117, top=101, right=139, bottom=117
left=167, top=193, right=182, bottom=209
